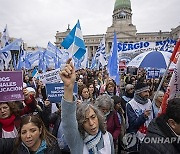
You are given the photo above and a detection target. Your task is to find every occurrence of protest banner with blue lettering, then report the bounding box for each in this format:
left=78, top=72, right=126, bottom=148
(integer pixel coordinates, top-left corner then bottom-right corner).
left=38, top=68, right=61, bottom=84
left=46, top=82, right=78, bottom=103
left=118, top=39, right=176, bottom=53
left=0, top=71, right=24, bottom=102
left=118, top=39, right=176, bottom=65
left=147, top=69, right=160, bottom=79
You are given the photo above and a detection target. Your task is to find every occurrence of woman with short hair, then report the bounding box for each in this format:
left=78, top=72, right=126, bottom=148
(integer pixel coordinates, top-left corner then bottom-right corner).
left=60, top=59, right=114, bottom=154
left=94, top=94, right=121, bottom=149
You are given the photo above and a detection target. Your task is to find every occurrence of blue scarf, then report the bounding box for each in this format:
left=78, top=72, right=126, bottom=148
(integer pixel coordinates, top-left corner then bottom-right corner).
left=84, top=130, right=102, bottom=154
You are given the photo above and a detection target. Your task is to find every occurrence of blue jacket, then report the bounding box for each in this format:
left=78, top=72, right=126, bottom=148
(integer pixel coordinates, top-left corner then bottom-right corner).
left=126, top=103, right=147, bottom=133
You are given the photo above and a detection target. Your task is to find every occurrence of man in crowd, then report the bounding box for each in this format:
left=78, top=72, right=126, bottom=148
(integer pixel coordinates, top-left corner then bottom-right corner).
left=140, top=98, right=180, bottom=154
left=126, top=82, right=154, bottom=152
left=121, top=84, right=135, bottom=112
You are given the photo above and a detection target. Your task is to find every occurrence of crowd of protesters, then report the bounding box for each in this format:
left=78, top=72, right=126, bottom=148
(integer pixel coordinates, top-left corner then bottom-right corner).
left=0, top=59, right=180, bottom=154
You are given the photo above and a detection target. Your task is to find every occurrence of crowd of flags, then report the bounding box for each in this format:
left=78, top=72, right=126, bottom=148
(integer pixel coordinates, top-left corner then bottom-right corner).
left=1, top=22, right=180, bottom=98
left=0, top=22, right=112, bottom=74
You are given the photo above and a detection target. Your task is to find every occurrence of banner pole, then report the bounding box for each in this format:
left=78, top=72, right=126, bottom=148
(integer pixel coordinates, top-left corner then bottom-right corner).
left=152, top=60, right=171, bottom=103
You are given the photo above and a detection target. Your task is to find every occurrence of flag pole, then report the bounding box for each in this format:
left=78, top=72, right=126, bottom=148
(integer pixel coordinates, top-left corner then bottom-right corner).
left=152, top=60, right=171, bottom=103
left=152, top=39, right=180, bottom=103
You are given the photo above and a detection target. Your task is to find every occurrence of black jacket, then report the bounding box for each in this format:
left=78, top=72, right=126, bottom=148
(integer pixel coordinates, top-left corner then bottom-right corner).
left=0, top=138, right=14, bottom=154
left=49, top=111, right=61, bottom=137
left=140, top=116, right=180, bottom=154
left=0, top=138, right=61, bottom=154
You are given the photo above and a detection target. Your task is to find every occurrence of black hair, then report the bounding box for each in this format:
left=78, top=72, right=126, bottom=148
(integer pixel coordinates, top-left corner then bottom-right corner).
left=111, top=95, right=122, bottom=105
left=166, top=98, right=180, bottom=124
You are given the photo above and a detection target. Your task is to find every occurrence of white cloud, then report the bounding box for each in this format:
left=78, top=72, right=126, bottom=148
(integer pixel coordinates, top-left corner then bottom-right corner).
left=0, top=0, right=179, bottom=47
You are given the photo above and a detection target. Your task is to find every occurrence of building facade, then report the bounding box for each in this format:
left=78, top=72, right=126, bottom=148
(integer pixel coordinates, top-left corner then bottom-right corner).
left=55, top=0, right=180, bottom=61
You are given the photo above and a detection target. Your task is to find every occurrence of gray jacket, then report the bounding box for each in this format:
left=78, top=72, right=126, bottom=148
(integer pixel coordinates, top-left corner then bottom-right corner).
left=61, top=98, right=114, bottom=154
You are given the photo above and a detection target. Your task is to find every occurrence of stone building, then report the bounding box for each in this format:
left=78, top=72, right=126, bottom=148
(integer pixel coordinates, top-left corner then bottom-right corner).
left=55, top=0, right=180, bottom=61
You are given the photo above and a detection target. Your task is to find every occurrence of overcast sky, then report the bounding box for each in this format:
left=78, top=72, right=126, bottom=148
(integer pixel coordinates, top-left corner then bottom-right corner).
left=0, top=0, right=179, bottom=48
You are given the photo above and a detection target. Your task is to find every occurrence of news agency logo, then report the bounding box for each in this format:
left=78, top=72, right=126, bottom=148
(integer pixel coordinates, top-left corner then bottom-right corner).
left=122, top=133, right=137, bottom=148
left=122, top=133, right=180, bottom=149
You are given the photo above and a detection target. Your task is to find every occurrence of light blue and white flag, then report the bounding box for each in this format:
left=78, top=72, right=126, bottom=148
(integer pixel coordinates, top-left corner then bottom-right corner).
left=0, top=39, right=22, bottom=52
left=1, top=24, right=9, bottom=48
left=25, top=58, right=31, bottom=69
left=13, top=54, right=17, bottom=69
left=61, top=20, right=86, bottom=60
left=0, top=39, right=22, bottom=69
left=107, top=32, right=120, bottom=85
left=90, top=56, right=97, bottom=70
left=0, top=50, right=11, bottom=69
left=26, top=51, right=41, bottom=65
left=17, top=43, right=26, bottom=70
left=38, top=51, right=47, bottom=72
left=32, top=68, right=38, bottom=77
left=96, top=36, right=107, bottom=67
left=79, top=48, right=88, bottom=69
left=46, top=42, right=59, bottom=58
left=0, top=58, right=4, bottom=70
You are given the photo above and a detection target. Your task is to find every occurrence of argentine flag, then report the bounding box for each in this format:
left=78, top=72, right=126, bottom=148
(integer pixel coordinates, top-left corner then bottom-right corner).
left=61, top=20, right=86, bottom=60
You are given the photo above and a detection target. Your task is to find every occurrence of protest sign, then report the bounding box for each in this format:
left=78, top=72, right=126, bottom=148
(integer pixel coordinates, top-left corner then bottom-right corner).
left=38, top=68, right=61, bottom=84
left=46, top=82, right=78, bottom=103
left=0, top=71, right=24, bottom=102
left=147, top=69, right=160, bottom=79
left=118, top=39, right=176, bottom=54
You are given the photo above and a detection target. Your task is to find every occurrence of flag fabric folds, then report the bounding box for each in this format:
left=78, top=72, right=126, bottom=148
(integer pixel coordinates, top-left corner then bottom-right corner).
left=107, top=32, right=120, bottom=85
left=0, top=58, right=4, bottom=70
left=90, top=56, right=97, bottom=69
left=13, top=54, right=17, bottom=69
left=1, top=24, right=9, bottom=48
left=17, top=43, right=26, bottom=70
left=159, top=55, right=180, bottom=115
left=170, top=40, right=180, bottom=64
left=96, top=36, right=107, bottom=67
left=0, top=39, right=22, bottom=69
left=90, top=36, right=107, bottom=70
left=0, top=39, right=22, bottom=52
left=80, top=48, right=88, bottom=69
left=61, top=20, right=86, bottom=60
left=158, top=40, right=180, bottom=115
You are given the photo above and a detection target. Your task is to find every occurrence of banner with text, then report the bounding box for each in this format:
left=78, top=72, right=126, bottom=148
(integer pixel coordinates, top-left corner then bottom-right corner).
left=147, top=69, right=160, bottom=79
left=38, top=68, right=61, bottom=84
left=118, top=39, right=176, bottom=59
left=46, top=82, right=78, bottom=103
left=0, top=71, right=24, bottom=102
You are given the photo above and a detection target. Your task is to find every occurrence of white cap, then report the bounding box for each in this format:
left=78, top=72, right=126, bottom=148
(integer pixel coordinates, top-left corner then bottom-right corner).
left=79, top=75, right=83, bottom=79
left=26, top=87, right=36, bottom=93
left=23, top=82, right=27, bottom=88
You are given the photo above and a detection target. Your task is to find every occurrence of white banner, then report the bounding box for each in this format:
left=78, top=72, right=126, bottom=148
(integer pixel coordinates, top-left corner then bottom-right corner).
left=38, top=68, right=61, bottom=84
